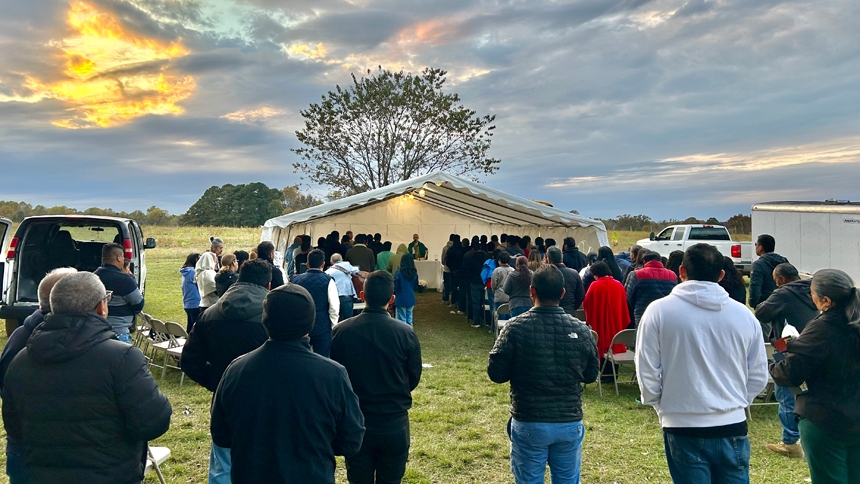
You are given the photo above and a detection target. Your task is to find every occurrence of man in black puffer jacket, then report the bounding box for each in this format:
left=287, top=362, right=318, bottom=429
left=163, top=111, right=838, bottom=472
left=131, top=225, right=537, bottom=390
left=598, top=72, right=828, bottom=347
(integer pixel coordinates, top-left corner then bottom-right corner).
left=2, top=272, right=171, bottom=484
left=488, top=264, right=599, bottom=484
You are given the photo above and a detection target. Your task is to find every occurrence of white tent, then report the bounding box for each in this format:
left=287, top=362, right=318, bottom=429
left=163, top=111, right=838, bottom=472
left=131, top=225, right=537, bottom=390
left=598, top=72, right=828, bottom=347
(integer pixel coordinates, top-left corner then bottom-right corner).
left=262, top=171, right=608, bottom=262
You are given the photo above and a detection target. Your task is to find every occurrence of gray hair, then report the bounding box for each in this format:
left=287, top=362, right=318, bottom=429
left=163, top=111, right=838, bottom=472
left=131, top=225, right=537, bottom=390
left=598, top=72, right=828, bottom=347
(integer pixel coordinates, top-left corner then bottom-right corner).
left=210, top=237, right=224, bottom=248
left=38, top=267, right=78, bottom=312
left=50, top=272, right=106, bottom=315
left=774, top=263, right=799, bottom=281
left=330, top=253, right=343, bottom=264
left=546, top=246, right=563, bottom=264
left=812, top=269, right=860, bottom=329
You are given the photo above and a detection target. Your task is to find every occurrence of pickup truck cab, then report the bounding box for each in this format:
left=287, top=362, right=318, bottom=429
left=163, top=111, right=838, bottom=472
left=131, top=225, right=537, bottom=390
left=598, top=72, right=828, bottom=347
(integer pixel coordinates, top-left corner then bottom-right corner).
left=637, top=224, right=752, bottom=275
left=1, top=215, right=155, bottom=335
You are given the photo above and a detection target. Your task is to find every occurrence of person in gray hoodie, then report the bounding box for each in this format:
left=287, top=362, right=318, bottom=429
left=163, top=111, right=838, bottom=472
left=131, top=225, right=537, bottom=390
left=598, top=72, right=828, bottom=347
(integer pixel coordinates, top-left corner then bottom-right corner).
left=181, top=258, right=272, bottom=484
left=754, top=262, right=819, bottom=460
left=748, top=234, right=789, bottom=307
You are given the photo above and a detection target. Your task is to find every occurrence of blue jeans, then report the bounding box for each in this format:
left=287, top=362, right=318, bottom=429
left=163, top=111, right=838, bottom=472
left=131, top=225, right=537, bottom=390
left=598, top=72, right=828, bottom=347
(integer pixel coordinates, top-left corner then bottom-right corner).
left=209, top=441, right=231, bottom=484
left=6, top=440, right=29, bottom=484
left=117, top=333, right=132, bottom=344
left=663, top=432, right=750, bottom=484
left=775, top=385, right=799, bottom=444
left=442, top=271, right=451, bottom=302
left=310, top=330, right=331, bottom=358
left=339, top=296, right=355, bottom=321
left=396, top=306, right=414, bottom=325
left=508, top=419, right=585, bottom=484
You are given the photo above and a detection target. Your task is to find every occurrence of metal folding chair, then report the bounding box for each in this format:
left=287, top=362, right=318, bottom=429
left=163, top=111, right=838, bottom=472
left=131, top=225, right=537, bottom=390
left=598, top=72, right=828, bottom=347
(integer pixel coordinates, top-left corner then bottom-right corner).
left=599, top=329, right=637, bottom=395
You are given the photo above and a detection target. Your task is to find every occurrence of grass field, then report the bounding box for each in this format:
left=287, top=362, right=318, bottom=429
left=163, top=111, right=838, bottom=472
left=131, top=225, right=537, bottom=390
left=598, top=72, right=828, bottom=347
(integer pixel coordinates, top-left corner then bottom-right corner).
left=0, top=227, right=803, bottom=484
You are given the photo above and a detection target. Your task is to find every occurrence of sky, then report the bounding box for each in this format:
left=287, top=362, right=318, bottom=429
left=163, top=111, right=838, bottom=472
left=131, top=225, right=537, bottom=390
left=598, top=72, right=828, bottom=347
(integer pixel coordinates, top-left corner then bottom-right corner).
left=1, top=0, right=858, bottom=221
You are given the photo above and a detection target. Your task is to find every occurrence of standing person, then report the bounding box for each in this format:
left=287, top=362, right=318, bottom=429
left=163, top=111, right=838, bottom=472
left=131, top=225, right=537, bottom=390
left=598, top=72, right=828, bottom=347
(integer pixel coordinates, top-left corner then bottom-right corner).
left=387, top=243, right=409, bottom=275
left=506, top=236, right=524, bottom=258
left=210, top=284, right=365, bottom=483
left=256, top=241, right=285, bottom=289
left=635, top=244, right=768, bottom=484
left=445, top=237, right=466, bottom=313
left=582, top=262, right=630, bottom=377
left=503, top=256, right=534, bottom=318
left=665, top=250, right=684, bottom=283
left=369, top=233, right=384, bottom=256
left=770, top=269, right=860, bottom=484
left=376, top=242, right=395, bottom=271
left=488, top=265, right=599, bottom=484
left=331, top=271, right=422, bottom=484
left=293, top=236, right=313, bottom=276
left=214, top=253, right=238, bottom=297
left=749, top=234, right=789, bottom=307
left=291, top=249, right=340, bottom=357
left=285, top=235, right=303, bottom=277
left=491, top=251, right=515, bottom=320
left=527, top=249, right=543, bottom=272
left=481, top=250, right=498, bottom=318
left=409, top=234, right=428, bottom=261
left=562, top=237, right=587, bottom=272
left=625, top=250, right=677, bottom=329
left=394, top=254, right=419, bottom=326
left=181, top=259, right=272, bottom=484
left=753, top=263, right=818, bottom=460
left=197, top=237, right=224, bottom=313
left=346, top=234, right=377, bottom=272
left=441, top=234, right=456, bottom=305
left=180, top=252, right=201, bottom=332
left=0, top=268, right=76, bottom=484
left=463, top=239, right=489, bottom=327
left=718, top=256, right=748, bottom=305
left=2, top=272, right=172, bottom=484
left=94, top=243, right=144, bottom=344
left=546, top=246, right=585, bottom=316
left=233, top=250, right=249, bottom=270
left=326, top=253, right=359, bottom=322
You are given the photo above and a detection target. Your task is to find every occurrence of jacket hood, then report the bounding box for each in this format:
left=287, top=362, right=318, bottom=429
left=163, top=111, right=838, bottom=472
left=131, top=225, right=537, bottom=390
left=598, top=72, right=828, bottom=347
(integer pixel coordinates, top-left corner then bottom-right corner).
left=671, top=280, right=730, bottom=311
left=445, top=241, right=454, bottom=248
left=180, top=267, right=194, bottom=276
left=396, top=244, right=408, bottom=254
left=26, top=312, right=115, bottom=364
left=781, top=279, right=817, bottom=311
left=210, top=282, right=268, bottom=321
left=759, top=252, right=789, bottom=270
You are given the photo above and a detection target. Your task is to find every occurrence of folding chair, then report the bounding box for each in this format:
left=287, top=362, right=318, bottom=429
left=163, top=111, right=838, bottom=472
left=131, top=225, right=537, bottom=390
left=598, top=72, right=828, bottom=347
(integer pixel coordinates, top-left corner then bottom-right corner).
left=575, top=308, right=587, bottom=322
left=161, top=321, right=187, bottom=385
left=589, top=330, right=603, bottom=396
left=145, top=445, right=170, bottom=484
left=494, top=303, right=510, bottom=339
left=600, top=329, right=637, bottom=395
left=133, top=312, right=154, bottom=358
left=747, top=343, right=778, bottom=420
left=147, top=318, right=169, bottom=375
left=482, top=287, right=492, bottom=326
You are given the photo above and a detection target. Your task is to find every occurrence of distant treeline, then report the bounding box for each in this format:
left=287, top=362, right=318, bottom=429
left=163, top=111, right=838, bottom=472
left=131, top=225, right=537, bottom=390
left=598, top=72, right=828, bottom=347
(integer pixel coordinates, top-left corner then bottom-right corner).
left=1, top=190, right=751, bottom=233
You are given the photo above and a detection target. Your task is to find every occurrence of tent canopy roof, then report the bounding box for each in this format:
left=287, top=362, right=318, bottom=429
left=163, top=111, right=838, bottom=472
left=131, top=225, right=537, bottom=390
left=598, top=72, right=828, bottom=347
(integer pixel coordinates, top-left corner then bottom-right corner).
left=265, top=171, right=605, bottom=230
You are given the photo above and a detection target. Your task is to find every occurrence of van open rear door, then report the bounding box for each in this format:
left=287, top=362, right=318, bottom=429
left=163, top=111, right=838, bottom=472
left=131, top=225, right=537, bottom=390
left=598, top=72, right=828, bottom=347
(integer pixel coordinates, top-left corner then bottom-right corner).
left=0, top=217, right=13, bottom=304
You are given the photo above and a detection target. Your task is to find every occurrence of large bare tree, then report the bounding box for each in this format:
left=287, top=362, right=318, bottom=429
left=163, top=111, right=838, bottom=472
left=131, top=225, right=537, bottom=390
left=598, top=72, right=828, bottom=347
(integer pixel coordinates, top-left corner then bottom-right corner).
left=292, top=67, right=500, bottom=196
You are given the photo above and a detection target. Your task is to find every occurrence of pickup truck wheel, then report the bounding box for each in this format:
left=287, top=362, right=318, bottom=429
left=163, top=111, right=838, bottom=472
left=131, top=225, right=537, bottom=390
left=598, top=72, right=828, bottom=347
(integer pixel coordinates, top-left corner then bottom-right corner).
left=4, top=318, right=20, bottom=337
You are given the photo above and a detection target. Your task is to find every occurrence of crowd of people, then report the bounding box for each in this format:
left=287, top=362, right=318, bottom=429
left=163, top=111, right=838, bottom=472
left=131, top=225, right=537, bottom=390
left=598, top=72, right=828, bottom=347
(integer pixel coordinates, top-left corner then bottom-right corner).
left=0, top=228, right=858, bottom=484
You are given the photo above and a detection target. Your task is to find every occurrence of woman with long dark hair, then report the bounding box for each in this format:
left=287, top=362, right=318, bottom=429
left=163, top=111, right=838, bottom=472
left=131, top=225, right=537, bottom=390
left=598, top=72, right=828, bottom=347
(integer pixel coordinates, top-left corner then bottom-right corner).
left=771, top=269, right=860, bottom=483
left=666, top=250, right=684, bottom=282
left=503, top=256, right=533, bottom=317
left=180, top=252, right=201, bottom=332
left=598, top=246, right=623, bottom=282
left=394, top=253, right=419, bottom=325
left=718, top=256, right=747, bottom=304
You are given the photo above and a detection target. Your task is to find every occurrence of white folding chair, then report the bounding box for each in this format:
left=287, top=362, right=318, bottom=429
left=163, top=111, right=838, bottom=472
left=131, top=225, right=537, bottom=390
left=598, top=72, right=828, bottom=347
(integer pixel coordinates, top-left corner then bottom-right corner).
left=600, top=329, right=637, bottom=395
left=494, top=303, right=511, bottom=338
left=481, top=287, right=492, bottom=326
left=588, top=330, right=603, bottom=396
left=145, top=445, right=170, bottom=483
left=748, top=343, right=778, bottom=420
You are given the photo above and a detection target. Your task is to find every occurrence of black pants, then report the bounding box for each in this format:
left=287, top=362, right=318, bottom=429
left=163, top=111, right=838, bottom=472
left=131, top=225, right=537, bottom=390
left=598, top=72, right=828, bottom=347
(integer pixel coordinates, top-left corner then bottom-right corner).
left=442, top=271, right=451, bottom=302
left=456, top=272, right=469, bottom=312
left=184, top=307, right=201, bottom=333
left=345, top=415, right=410, bottom=484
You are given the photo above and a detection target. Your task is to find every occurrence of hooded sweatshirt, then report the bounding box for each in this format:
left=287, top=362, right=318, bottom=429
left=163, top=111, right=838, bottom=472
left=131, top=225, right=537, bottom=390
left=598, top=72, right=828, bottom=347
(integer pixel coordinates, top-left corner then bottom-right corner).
left=387, top=244, right=409, bottom=274
left=748, top=252, right=789, bottom=307
left=1, top=312, right=172, bottom=484
left=635, top=281, right=768, bottom=429
left=180, top=266, right=201, bottom=309
left=195, top=251, right=219, bottom=307
left=754, top=278, right=818, bottom=341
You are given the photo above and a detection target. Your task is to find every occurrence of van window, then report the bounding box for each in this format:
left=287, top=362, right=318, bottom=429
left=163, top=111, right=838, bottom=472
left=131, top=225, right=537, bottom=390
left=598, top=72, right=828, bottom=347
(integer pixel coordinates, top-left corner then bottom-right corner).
left=689, top=227, right=730, bottom=241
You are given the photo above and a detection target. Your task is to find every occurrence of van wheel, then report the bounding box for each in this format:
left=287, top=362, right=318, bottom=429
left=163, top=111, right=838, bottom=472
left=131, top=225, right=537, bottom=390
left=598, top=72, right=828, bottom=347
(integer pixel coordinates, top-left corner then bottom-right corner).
left=4, top=318, right=20, bottom=337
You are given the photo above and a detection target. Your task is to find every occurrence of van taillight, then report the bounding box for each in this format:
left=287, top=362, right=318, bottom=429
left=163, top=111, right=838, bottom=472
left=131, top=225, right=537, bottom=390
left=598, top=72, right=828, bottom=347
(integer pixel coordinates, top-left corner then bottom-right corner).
left=123, top=238, right=133, bottom=259
left=731, top=244, right=741, bottom=258
left=6, top=236, right=18, bottom=259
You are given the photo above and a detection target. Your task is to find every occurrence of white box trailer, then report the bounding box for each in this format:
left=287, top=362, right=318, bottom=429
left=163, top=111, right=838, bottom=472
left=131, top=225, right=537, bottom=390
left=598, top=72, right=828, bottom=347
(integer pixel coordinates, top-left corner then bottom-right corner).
left=751, top=200, right=860, bottom=283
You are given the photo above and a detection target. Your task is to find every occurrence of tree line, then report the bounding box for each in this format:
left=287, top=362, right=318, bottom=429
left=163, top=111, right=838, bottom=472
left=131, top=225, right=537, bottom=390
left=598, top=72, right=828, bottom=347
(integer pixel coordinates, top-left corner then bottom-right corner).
left=596, top=213, right=751, bottom=234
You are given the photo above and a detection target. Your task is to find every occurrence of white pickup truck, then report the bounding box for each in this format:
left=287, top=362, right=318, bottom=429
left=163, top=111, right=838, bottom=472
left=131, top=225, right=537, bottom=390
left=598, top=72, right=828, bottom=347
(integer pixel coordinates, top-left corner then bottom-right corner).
left=637, top=224, right=753, bottom=275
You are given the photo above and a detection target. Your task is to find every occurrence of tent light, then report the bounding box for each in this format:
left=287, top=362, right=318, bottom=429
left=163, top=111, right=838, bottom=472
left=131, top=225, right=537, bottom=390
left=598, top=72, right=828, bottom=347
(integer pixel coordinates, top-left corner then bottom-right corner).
left=418, top=187, right=426, bottom=197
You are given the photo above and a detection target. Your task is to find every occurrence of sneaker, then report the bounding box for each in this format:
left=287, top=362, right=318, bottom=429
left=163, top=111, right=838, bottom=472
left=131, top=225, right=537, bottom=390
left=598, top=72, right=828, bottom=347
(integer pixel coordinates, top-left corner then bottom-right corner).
left=766, top=442, right=804, bottom=459
left=456, top=310, right=464, bottom=315
left=471, top=324, right=481, bottom=328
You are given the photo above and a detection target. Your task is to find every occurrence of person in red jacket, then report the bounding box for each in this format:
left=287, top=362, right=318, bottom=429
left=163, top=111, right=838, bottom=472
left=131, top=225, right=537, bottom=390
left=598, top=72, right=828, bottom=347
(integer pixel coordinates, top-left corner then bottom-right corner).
left=583, top=261, right=630, bottom=376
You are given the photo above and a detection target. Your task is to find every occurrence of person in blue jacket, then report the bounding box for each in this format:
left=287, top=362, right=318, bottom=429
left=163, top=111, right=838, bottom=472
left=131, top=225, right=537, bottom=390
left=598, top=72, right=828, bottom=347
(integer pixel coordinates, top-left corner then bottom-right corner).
left=394, top=254, right=419, bottom=325
left=180, top=252, right=201, bottom=332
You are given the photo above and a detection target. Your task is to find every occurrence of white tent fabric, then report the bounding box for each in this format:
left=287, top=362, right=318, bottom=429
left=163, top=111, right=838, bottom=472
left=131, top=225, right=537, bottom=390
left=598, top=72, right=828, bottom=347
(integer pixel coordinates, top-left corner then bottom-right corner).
left=262, top=171, right=608, bottom=262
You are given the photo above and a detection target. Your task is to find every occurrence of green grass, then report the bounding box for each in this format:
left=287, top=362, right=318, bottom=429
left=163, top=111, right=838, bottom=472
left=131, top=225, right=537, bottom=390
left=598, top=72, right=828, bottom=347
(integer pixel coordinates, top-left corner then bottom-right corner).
left=0, top=228, right=803, bottom=484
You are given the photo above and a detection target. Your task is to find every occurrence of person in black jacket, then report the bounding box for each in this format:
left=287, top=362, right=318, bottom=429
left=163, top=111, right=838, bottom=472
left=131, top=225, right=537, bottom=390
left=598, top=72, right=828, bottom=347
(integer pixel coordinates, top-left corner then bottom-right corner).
left=182, top=258, right=272, bottom=484
left=211, top=284, right=365, bottom=484
left=2, top=272, right=171, bottom=484
left=488, top=264, right=599, bottom=484
left=445, top=236, right=467, bottom=315
left=754, top=262, right=819, bottom=460
left=748, top=234, right=789, bottom=307
left=94, top=242, right=145, bottom=343
left=257, top=240, right=286, bottom=289
left=462, top=239, right=489, bottom=327
left=546, top=246, right=585, bottom=315
left=770, top=269, right=860, bottom=483
left=562, top=237, right=588, bottom=272
left=331, top=271, right=422, bottom=484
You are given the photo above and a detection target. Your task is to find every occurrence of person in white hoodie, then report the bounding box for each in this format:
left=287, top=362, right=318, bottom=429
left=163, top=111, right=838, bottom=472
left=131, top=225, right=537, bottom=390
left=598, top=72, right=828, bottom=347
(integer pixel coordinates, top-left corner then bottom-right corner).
left=635, top=243, right=768, bottom=484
